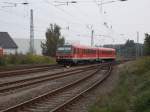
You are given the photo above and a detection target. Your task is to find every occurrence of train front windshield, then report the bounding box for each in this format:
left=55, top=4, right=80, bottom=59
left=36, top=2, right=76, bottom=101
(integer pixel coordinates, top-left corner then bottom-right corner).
left=57, top=46, right=72, bottom=54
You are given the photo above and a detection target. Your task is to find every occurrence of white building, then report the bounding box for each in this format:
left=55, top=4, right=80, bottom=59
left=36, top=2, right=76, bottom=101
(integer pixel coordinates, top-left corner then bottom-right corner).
left=0, top=32, right=18, bottom=55
left=14, top=38, right=44, bottom=55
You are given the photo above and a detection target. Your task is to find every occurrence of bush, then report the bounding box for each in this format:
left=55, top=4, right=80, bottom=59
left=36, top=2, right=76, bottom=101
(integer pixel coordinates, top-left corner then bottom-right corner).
left=0, top=54, right=55, bottom=66
left=89, top=57, right=150, bottom=112
left=133, top=91, right=150, bottom=112
left=132, top=57, right=150, bottom=75
left=0, top=57, right=6, bottom=66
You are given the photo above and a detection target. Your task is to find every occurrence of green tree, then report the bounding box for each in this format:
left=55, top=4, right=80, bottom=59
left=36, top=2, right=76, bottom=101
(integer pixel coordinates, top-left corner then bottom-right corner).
left=122, top=39, right=136, bottom=58
left=41, top=24, right=65, bottom=57
left=144, top=33, right=150, bottom=56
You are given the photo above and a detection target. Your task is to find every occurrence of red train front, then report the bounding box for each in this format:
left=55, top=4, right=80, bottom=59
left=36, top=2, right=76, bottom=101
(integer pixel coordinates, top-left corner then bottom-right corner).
left=56, top=44, right=116, bottom=65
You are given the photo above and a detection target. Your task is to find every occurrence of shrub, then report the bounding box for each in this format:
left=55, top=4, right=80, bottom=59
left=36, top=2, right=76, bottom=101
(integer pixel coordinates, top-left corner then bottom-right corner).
left=89, top=57, right=150, bottom=112
left=0, top=54, right=55, bottom=66
left=0, top=56, right=6, bottom=66
left=133, top=91, right=150, bottom=112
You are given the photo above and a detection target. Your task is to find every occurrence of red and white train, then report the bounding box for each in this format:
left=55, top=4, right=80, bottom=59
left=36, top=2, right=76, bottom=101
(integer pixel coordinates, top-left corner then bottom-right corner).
left=56, top=44, right=116, bottom=65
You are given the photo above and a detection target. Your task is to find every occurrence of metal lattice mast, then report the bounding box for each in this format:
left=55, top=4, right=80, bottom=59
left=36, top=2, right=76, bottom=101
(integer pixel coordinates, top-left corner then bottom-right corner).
left=30, top=9, right=34, bottom=54
left=91, top=30, right=94, bottom=47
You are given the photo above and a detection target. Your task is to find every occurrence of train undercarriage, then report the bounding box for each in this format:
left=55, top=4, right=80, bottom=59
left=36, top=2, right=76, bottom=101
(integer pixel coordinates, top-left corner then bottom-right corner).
left=56, top=58, right=115, bottom=66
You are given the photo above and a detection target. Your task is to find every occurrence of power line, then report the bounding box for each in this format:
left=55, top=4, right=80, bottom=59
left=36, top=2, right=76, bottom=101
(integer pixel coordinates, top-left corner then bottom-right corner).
left=39, top=0, right=110, bottom=35
left=44, top=0, right=94, bottom=25
left=0, top=7, right=29, bottom=19
left=0, top=0, right=114, bottom=42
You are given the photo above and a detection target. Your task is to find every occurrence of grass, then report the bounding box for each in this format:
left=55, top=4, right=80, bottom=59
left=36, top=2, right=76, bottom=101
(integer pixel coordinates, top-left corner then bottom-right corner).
left=89, top=57, right=150, bottom=112
left=0, top=53, right=56, bottom=66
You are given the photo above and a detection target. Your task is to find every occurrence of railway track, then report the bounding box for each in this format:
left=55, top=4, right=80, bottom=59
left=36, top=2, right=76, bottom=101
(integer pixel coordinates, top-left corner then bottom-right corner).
left=0, top=61, right=119, bottom=78
left=0, top=64, right=112, bottom=112
left=0, top=64, right=100, bottom=93
left=0, top=64, right=53, bottom=72
left=0, top=64, right=63, bottom=78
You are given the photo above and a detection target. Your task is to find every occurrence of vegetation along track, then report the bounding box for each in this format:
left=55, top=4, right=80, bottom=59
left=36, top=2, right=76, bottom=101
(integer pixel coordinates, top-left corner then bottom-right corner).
left=0, top=64, right=63, bottom=78
left=0, top=64, right=100, bottom=93
left=0, top=64, right=112, bottom=112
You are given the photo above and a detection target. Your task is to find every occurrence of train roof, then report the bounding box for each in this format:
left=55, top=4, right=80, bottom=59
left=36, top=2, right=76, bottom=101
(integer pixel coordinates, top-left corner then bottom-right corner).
left=71, top=44, right=115, bottom=51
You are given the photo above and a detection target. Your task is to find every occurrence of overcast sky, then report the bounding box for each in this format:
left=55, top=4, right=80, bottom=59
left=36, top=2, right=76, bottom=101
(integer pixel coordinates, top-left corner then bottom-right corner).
left=0, top=0, right=150, bottom=46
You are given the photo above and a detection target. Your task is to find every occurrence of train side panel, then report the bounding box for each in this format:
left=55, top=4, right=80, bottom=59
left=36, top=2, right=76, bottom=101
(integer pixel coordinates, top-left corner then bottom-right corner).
left=56, top=45, right=116, bottom=65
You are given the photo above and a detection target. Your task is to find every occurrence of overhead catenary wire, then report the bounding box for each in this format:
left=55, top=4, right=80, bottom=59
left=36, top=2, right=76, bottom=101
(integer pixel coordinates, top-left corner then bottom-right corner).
left=0, top=0, right=116, bottom=45
left=44, top=0, right=116, bottom=45
left=1, top=0, right=106, bottom=31
left=44, top=0, right=93, bottom=25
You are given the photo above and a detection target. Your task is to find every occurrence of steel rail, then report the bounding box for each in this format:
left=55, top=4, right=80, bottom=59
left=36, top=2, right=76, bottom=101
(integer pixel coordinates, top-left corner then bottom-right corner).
left=0, top=64, right=63, bottom=78
left=0, top=65, right=100, bottom=93
left=50, top=65, right=112, bottom=112
left=0, top=66, right=102, bottom=112
left=0, top=64, right=54, bottom=72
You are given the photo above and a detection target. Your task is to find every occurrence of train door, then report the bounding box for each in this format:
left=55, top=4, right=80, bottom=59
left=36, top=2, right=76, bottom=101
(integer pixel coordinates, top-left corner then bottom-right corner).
left=76, top=48, right=80, bottom=59
left=79, top=48, right=82, bottom=59
left=99, top=49, right=102, bottom=61
left=98, top=49, right=100, bottom=61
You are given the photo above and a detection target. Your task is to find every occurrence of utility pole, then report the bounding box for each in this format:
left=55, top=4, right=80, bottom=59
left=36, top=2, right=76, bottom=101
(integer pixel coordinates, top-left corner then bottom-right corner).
left=100, top=0, right=103, bottom=13
left=91, top=30, right=94, bottom=47
left=136, top=31, right=139, bottom=58
left=30, top=9, right=34, bottom=54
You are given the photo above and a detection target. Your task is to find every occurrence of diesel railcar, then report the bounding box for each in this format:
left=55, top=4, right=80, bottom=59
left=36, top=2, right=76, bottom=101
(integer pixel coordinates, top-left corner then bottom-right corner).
left=56, top=44, right=116, bottom=65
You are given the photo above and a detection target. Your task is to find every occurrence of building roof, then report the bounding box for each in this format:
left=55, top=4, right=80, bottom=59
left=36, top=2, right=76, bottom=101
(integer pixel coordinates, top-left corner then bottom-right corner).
left=0, top=32, right=18, bottom=49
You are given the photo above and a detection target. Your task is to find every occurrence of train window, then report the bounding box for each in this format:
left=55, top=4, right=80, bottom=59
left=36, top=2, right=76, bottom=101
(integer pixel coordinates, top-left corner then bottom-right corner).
left=76, top=48, right=78, bottom=54
left=79, top=49, right=81, bottom=54
left=86, top=49, right=88, bottom=54
left=91, top=50, right=96, bottom=54
left=58, top=47, right=71, bottom=51
left=79, top=48, right=80, bottom=54
left=73, top=48, right=76, bottom=54
left=110, top=51, right=112, bottom=54
left=57, top=46, right=72, bottom=53
left=101, top=50, right=113, bottom=55
left=89, top=49, right=91, bottom=54
left=75, top=48, right=77, bottom=54
left=77, top=48, right=79, bottom=54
